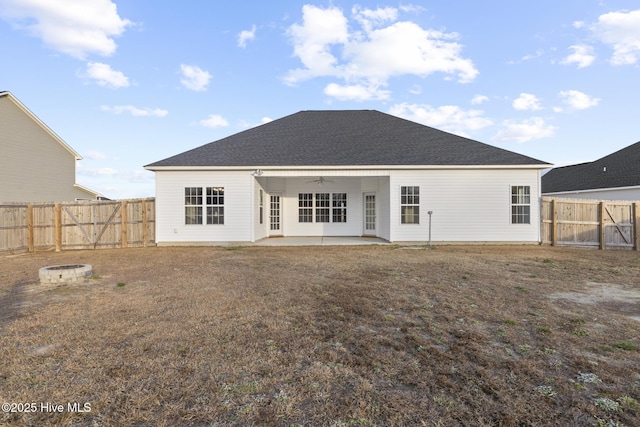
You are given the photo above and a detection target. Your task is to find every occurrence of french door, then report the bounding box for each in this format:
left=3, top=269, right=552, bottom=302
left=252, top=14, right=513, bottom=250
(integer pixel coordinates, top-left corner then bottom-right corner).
left=269, top=194, right=282, bottom=236
left=363, top=193, right=376, bottom=235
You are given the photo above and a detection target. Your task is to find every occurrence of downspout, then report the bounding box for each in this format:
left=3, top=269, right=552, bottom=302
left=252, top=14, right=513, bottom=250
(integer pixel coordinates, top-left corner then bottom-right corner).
left=249, top=172, right=255, bottom=243
left=537, top=169, right=542, bottom=244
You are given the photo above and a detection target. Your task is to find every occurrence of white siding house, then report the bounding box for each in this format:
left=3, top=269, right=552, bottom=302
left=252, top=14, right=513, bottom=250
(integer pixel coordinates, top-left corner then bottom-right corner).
left=146, top=110, right=550, bottom=244
left=0, top=91, right=101, bottom=202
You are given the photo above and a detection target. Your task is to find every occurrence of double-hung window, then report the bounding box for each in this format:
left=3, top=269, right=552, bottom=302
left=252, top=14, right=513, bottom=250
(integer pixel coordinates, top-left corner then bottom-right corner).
left=315, top=193, right=330, bottom=222
left=206, top=187, right=224, bottom=224
left=259, top=190, right=264, bottom=224
left=298, top=193, right=313, bottom=223
left=400, top=186, right=420, bottom=224
left=511, top=186, right=530, bottom=224
left=185, top=187, right=203, bottom=224
left=332, top=193, right=347, bottom=223
left=185, top=187, right=224, bottom=225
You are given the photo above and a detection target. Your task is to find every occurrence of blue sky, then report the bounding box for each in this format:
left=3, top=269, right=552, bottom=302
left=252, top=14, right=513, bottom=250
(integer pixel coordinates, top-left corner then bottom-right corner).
left=1, top=0, right=639, bottom=199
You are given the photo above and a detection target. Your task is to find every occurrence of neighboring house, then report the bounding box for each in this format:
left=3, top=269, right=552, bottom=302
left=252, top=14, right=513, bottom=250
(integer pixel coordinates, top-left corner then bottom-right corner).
left=0, top=91, right=101, bottom=202
left=542, top=141, right=640, bottom=200
left=145, top=110, right=551, bottom=244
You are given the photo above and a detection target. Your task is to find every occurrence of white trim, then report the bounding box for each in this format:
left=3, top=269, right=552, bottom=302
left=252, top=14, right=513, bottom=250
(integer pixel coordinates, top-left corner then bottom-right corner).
left=146, top=164, right=553, bottom=172
left=543, top=184, right=640, bottom=196
left=74, top=184, right=102, bottom=198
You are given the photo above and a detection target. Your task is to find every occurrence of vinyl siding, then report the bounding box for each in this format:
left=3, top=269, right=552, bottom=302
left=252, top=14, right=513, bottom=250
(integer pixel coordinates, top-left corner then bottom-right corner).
left=0, top=95, right=96, bottom=202
left=155, top=170, right=253, bottom=243
left=544, top=187, right=640, bottom=201
left=154, top=169, right=542, bottom=243
left=389, top=169, right=541, bottom=242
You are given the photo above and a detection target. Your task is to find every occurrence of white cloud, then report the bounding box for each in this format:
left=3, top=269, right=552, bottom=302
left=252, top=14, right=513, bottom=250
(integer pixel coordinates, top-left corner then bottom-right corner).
left=399, top=4, right=426, bottom=14
left=284, top=5, right=478, bottom=101
left=389, top=103, right=492, bottom=137
left=561, top=44, right=596, bottom=68
left=590, top=9, right=640, bottom=65
left=83, top=150, right=108, bottom=160
left=492, top=117, right=556, bottom=143
left=324, top=82, right=390, bottom=101
left=0, top=0, right=132, bottom=59
left=471, top=94, right=489, bottom=105
left=284, top=5, right=349, bottom=84
left=352, top=5, right=398, bottom=32
left=77, top=164, right=154, bottom=182
left=199, top=114, right=229, bottom=128
left=513, top=93, right=542, bottom=111
left=100, top=105, right=168, bottom=117
left=240, top=116, right=274, bottom=129
left=238, top=25, right=256, bottom=48
left=558, top=90, right=600, bottom=110
left=180, top=64, right=212, bottom=91
left=508, top=49, right=544, bottom=64
left=84, top=62, right=129, bottom=88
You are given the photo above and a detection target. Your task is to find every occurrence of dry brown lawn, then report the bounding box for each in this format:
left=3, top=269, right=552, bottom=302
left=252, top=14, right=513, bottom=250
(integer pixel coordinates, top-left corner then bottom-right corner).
left=0, top=245, right=639, bottom=426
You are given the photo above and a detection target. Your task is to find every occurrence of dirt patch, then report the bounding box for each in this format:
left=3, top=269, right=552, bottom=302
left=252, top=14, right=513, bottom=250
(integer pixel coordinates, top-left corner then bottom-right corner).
left=1, top=245, right=639, bottom=426
left=550, top=282, right=640, bottom=322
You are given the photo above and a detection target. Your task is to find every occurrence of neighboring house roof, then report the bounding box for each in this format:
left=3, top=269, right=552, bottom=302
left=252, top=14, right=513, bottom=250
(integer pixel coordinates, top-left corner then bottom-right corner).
left=146, top=110, right=550, bottom=169
left=542, top=141, right=640, bottom=193
left=0, top=91, right=83, bottom=160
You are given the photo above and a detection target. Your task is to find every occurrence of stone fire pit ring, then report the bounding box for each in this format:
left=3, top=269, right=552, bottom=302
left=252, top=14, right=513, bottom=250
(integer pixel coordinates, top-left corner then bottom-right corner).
left=39, top=264, right=93, bottom=284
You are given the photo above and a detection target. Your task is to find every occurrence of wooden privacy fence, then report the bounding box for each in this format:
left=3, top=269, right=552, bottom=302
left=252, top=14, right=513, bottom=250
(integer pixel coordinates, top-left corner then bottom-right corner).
left=0, top=198, right=155, bottom=252
left=541, top=197, right=640, bottom=250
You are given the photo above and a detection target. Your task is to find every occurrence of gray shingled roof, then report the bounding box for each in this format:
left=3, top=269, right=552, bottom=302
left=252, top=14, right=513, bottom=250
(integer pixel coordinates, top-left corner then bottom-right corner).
left=145, top=110, right=549, bottom=168
left=542, top=141, right=640, bottom=193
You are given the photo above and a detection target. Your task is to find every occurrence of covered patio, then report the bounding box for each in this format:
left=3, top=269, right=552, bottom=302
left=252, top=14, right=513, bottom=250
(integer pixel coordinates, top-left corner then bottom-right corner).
left=250, top=236, right=389, bottom=246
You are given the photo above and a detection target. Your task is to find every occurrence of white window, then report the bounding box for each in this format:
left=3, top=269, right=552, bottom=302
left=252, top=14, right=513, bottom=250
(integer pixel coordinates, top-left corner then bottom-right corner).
left=332, top=193, right=347, bottom=223
left=511, top=186, right=530, bottom=224
left=185, top=187, right=224, bottom=225
left=401, top=186, right=419, bottom=224
left=298, top=193, right=313, bottom=223
left=259, top=189, right=263, bottom=224
left=298, top=193, right=348, bottom=223
left=185, top=187, right=203, bottom=224
left=315, top=193, right=330, bottom=223
left=206, top=187, right=224, bottom=225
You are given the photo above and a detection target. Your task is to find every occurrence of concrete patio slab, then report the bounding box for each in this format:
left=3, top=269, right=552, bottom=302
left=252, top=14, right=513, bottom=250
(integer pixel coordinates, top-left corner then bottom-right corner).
left=251, top=236, right=389, bottom=246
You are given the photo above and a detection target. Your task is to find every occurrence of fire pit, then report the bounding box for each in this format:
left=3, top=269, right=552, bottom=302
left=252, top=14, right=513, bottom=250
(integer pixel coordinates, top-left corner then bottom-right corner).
left=39, top=264, right=93, bottom=284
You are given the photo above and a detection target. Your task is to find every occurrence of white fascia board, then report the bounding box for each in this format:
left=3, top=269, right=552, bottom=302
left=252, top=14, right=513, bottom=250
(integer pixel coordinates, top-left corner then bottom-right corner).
left=145, top=164, right=553, bottom=172
left=543, top=185, right=640, bottom=196
left=74, top=183, right=103, bottom=198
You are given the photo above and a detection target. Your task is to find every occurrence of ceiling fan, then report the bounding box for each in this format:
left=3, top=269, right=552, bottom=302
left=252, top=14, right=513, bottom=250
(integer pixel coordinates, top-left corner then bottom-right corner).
left=306, top=177, right=334, bottom=185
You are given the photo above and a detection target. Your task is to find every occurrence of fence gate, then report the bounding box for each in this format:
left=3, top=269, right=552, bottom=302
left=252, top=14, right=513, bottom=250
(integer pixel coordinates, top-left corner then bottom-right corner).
left=603, top=203, right=634, bottom=249
left=62, top=201, right=122, bottom=249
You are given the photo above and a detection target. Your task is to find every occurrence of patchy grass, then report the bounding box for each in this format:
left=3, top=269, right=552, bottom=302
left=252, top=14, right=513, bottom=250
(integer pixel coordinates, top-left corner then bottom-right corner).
left=1, top=245, right=639, bottom=426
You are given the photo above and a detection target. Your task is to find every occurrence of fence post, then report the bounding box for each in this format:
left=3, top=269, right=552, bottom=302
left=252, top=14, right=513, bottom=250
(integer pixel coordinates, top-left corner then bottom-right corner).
left=632, top=202, right=640, bottom=251
left=551, top=199, right=557, bottom=246
left=598, top=201, right=606, bottom=250
left=54, top=203, right=62, bottom=252
left=142, top=199, right=148, bottom=247
left=121, top=200, right=128, bottom=248
left=27, top=204, right=34, bottom=252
